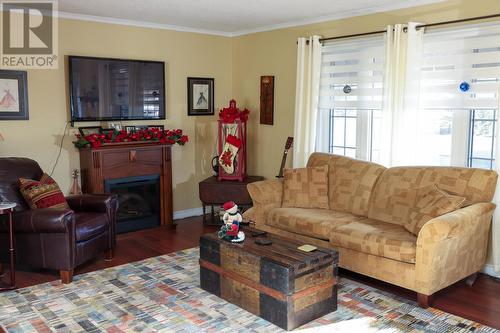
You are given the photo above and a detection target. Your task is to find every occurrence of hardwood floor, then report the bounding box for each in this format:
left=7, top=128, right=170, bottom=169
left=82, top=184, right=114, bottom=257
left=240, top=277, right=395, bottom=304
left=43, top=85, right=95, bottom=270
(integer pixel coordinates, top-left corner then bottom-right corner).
left=2, top=216, right=500, bottom=329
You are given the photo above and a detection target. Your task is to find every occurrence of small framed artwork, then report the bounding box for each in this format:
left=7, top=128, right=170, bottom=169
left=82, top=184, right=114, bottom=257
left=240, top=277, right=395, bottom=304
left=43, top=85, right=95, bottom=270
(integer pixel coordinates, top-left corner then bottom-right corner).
left=147, top=125, right=164, bottom=130
left=99, top=128, right=115, bottom=136
left=0, top=70, right=29, bottom=120
left=124, top=125, right=136, bottom=133
left=187, top=77, right=214, bottom=116
left=78, top=126, right=102, bottom=136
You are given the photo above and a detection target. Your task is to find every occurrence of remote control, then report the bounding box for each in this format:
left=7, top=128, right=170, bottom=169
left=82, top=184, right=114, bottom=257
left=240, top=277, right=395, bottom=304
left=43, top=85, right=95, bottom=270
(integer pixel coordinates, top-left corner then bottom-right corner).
left=251, top=231, right=267, bottom=237
left=255, top=239, right=272, bottom=245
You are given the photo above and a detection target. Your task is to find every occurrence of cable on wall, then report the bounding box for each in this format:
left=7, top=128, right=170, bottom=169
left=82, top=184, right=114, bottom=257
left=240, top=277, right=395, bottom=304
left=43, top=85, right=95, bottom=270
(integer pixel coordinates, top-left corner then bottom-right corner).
left=50, top=121, right=70, bottom=177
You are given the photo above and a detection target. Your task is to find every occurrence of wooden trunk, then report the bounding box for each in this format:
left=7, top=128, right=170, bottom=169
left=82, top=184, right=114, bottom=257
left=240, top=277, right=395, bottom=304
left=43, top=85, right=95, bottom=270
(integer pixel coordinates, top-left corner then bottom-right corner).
left=78, top=141, right=173, bottom=226
left=199, top=229, right=338, bottom=331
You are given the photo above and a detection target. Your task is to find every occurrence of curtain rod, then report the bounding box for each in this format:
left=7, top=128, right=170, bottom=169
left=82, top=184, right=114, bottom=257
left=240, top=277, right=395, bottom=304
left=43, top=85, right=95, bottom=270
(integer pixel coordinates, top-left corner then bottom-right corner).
left=315, top=12, right=500, bottom=43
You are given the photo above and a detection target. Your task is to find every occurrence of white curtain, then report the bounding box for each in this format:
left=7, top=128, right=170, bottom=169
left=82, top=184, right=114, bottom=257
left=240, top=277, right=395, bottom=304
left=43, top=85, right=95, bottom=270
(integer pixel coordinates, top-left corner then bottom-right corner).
left=379, top=23, right=425, bottom=167
left=493, top=95, right=500, bottom=273
left=293, top=35, right=322, bottom=168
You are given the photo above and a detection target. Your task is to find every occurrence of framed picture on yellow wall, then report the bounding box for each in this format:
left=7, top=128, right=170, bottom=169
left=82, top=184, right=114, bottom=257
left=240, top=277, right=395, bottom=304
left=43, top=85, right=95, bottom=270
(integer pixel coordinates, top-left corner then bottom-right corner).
left=0, top=70, right=29, bottom=120
left=187, top=77, right=214, bottom=116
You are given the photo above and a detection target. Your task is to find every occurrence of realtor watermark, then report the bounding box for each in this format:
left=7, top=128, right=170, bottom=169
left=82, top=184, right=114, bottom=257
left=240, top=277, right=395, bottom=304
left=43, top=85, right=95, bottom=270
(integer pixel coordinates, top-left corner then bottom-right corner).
left=1, top=0, right=58, bottom=69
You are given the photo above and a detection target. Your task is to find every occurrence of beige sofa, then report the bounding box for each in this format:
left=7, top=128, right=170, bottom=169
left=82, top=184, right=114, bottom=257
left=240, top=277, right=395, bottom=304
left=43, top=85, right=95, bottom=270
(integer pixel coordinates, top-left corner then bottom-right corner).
left=245, top=153, right=498, bottom=307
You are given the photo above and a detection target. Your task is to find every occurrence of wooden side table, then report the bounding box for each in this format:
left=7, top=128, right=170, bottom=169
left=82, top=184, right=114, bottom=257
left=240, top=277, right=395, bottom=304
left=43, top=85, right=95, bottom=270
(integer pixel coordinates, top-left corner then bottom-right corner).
left=0, top=202, right=16, bottom=291
left=199, top=176, right=264, bottom=225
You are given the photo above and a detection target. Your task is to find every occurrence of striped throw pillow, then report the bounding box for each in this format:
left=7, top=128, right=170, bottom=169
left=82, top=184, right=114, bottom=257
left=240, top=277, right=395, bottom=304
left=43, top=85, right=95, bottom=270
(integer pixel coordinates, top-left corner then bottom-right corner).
left=19, top=173, right=69, bottom=209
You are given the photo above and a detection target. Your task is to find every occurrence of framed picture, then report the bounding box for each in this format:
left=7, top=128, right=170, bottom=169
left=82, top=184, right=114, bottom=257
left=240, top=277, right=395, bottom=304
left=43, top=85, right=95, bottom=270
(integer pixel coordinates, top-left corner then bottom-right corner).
left=0, top=70, right=29, bottom=120
left=124, top=125, right=136, bottom=133
left=78, top=126, right=102, bottom=136
left=100, top=128, right=115, bottom=136
left=147, top=125, right=164, bottom=130
left=187, top=77, right=214, bottom=116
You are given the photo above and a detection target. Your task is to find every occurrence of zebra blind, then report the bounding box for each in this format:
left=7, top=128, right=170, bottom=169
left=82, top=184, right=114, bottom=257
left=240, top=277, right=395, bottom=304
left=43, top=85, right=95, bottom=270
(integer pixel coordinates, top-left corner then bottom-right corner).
left=319, top=36, right=385, bottom=110
left=419, top=23, right=500, bottom=110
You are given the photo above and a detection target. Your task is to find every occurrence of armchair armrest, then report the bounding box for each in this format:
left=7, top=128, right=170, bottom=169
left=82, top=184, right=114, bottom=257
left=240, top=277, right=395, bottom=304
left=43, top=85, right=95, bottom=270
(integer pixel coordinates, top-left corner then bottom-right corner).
left=66, top=193, right=118, bottom=249
left=11, top=209, right=75, bottom=233
left=415, top=202, right=495, bottom=295
left=66, top=194, right=118, bottom=214
left=246, top=179, right=283, bottom=228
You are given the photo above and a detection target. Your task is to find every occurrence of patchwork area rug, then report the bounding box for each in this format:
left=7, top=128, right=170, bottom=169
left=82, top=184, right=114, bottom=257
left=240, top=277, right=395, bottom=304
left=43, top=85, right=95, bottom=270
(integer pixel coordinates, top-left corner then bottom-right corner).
left=0, top=247, right=497, bottom=333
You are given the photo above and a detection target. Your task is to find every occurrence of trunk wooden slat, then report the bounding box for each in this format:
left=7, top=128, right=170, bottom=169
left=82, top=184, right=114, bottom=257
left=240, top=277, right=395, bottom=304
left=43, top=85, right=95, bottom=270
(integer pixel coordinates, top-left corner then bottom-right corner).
left=199, top=228, right=338, bottom=331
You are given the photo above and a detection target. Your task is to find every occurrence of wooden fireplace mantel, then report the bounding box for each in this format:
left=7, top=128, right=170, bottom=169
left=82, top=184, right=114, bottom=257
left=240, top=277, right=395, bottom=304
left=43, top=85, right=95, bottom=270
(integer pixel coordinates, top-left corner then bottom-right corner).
left=78, top=141, right=173, bottom=226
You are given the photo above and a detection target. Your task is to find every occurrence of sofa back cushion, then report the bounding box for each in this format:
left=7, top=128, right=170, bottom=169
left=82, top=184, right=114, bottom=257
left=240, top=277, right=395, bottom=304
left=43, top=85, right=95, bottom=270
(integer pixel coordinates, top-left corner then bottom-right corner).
left=282, top=165, right=329, bottom=209
left=307, top=153, right=386, bottom=216
left=368, top=166, right=498, bottom=225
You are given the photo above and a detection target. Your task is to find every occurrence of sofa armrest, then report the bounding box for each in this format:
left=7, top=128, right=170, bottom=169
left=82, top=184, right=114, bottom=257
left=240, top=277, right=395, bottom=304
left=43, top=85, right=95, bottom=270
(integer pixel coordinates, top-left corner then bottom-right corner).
left=247, top=180, right=283, bottom=205
left=246, top=179, right=283, bottom=228
left=9, top=209, right=75, bottom=233
left=415, top=202, right=495, bottom=295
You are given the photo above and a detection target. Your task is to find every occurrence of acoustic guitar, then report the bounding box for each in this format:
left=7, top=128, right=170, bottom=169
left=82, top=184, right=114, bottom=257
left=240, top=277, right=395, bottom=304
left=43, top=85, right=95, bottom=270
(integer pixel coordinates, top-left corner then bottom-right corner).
left=276, top=137, right=293, bottom=178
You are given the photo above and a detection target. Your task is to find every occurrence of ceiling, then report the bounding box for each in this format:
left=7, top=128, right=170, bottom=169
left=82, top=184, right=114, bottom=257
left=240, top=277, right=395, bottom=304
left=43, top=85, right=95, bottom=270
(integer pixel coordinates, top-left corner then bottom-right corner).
left=58, top=0, right=444, bottom=36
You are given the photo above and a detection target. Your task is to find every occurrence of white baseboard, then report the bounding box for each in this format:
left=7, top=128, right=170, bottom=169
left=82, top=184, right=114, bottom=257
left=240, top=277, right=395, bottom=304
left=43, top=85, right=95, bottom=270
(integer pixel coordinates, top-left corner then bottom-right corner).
left=173, top=207, right=204, bottom=220
left=481, top=264, right=500, bottom=278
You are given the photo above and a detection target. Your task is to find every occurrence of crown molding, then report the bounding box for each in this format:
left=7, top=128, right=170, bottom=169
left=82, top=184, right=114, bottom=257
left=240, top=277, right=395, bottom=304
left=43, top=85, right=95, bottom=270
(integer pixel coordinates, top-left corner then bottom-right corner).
left=58, top=11, right=233, bottom=37
left=230, top=0, right=444, bottom=36
left=58, top=0, right=444, bottom=38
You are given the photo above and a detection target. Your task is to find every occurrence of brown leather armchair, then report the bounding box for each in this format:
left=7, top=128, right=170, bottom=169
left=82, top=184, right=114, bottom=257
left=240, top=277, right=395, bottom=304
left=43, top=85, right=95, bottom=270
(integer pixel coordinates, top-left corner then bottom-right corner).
left=0, top=157, right=118, bottom=283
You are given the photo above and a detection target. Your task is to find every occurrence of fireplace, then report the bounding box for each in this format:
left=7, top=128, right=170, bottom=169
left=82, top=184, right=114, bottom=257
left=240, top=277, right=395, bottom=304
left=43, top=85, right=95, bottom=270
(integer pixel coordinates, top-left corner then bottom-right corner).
left=105, top=174, right=160, bottom=233
left=79, top=142, right=173, bottom=227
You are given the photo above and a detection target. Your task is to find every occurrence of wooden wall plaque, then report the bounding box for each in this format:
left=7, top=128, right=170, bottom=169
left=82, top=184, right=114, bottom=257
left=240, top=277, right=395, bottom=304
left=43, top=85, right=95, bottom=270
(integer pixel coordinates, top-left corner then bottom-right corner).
left=260, top=75, right=274, bottom=125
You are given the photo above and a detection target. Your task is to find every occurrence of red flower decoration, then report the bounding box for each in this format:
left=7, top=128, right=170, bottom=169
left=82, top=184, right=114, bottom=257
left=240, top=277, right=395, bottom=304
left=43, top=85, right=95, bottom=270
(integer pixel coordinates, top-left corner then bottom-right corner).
left=73, top=128, right=189, bottom=149
left=219, top=99, right=251, bottom=124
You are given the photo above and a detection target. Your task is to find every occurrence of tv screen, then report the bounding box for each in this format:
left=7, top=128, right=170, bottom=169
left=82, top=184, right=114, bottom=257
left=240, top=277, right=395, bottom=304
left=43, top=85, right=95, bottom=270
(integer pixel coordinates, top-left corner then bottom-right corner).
left=69, top=56, right=165, bottom=122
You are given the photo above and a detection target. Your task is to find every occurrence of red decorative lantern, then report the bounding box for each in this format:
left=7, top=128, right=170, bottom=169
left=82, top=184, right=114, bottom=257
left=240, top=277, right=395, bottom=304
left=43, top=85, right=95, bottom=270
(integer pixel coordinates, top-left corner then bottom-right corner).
left=217, top=99, right=250, bottom=182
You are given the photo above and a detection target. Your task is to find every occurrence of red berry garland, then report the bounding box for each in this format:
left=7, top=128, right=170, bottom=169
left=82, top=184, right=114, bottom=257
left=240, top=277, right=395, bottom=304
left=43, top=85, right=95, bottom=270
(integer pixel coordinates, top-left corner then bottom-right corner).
left=73, top=128, right=188, bottom=149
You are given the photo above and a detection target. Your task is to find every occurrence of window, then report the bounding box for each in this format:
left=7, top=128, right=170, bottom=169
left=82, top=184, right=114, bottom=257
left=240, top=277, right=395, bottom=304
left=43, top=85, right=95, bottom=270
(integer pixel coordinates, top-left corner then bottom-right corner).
left=318, top=22, right=500, bottom=170
left=318, top=36, right=385, bottom=162
left=418, top=23, right=500, bottom=169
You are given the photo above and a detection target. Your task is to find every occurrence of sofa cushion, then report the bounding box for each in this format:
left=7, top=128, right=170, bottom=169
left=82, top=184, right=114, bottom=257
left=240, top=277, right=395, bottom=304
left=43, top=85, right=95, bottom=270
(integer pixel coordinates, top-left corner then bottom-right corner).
left=266, top=207, right=362, bottom=240
left=75, top=212, right=108, bottom=242
left=404, top=184, right=465, bottom=235
left=307, top=153, right=386, bottom=216
left=330, top=218, right=417, bottom=264
left=368, top=166, right=497, bottom=226
left=282, top=165, right=329, bottom=209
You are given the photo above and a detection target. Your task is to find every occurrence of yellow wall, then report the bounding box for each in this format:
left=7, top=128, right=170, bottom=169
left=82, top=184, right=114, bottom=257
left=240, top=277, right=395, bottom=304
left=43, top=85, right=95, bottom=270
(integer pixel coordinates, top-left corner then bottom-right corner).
left=233, top=0, right=500, bottom=180
left=0, top=18, right=232, bottom=212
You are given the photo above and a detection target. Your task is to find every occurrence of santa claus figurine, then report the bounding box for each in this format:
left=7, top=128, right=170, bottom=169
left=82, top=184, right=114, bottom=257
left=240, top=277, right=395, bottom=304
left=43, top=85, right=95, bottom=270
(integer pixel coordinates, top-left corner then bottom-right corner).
left=218, top=201, right=245, bottom=242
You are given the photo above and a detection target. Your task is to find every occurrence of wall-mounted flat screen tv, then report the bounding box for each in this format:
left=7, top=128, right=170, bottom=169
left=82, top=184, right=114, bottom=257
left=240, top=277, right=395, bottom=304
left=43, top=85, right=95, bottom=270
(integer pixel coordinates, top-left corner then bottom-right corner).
left=69, top=56, right=165, bottom=122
